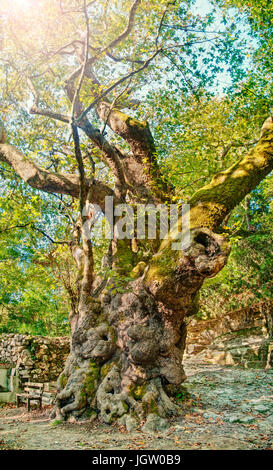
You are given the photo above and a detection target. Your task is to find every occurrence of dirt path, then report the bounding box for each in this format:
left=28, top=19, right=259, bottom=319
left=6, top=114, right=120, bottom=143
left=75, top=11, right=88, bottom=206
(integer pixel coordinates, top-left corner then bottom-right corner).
left=1, top=363, right=273, bottom=450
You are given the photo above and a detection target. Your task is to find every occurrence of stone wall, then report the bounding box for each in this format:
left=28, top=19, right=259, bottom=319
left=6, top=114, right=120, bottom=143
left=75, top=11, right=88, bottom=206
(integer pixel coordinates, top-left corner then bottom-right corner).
left=185, top=301, right=273, bottom=368
left=0, top=334, right=70, bottom=383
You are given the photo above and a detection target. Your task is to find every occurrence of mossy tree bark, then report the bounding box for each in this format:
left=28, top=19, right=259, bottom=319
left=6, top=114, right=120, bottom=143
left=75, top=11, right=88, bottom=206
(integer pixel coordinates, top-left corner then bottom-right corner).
left=1, top=109, right=273, bottom=426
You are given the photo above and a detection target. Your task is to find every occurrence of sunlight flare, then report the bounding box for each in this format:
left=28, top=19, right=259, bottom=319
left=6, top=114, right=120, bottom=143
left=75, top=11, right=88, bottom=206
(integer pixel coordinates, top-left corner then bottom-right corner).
left=12, top=0, right=32, bottom=10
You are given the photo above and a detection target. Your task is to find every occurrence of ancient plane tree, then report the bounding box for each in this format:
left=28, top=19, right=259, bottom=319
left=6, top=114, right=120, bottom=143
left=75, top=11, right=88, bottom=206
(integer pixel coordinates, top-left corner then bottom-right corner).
left=0, top=0, right=273, bottom=427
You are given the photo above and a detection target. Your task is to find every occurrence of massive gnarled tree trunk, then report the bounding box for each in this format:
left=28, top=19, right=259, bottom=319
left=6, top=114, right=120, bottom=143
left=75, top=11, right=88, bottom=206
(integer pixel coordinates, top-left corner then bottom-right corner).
left=1, top=112, right=273, bottom=427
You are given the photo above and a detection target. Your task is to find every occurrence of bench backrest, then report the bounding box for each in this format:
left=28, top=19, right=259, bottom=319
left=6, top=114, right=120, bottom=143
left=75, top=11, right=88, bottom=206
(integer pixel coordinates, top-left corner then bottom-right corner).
left=24, top=382, right=44, bottom=395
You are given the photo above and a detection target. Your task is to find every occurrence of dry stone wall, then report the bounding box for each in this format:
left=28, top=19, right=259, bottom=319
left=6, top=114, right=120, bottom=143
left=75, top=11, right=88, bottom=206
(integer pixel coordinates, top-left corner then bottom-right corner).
left=0, top=334, right=70, bottom=383
left=185, top=301, right=273, bottom=368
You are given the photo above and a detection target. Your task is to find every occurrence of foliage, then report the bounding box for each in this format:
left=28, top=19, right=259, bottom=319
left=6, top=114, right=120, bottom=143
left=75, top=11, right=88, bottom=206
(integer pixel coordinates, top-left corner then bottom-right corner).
left=139, top=90, right=269, bottom=199
left=0, top=165, right=75, bottom=334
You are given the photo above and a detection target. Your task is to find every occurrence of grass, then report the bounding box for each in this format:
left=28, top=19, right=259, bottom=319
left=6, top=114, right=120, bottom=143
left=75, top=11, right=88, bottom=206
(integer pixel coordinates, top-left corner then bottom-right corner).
left=50, top=419, right=63, bottom=427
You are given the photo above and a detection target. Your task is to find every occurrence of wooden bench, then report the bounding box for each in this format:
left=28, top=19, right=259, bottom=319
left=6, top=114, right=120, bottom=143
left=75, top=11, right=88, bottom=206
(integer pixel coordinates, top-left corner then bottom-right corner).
left=16, top=382, right=44, bottom=411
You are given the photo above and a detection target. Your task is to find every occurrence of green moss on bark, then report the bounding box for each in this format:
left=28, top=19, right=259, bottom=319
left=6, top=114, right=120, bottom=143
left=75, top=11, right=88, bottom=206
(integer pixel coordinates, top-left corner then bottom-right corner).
left=59, top=373, right=68, bottom=389
left=101, top=361, right=115, bottom=379
left=80, top=361, right=100, bottom=404
left=189, top=132, right=273, bottom=230
left=129, top=384, right=147, bottom=400
left=142, top=398, right=159, bottom=416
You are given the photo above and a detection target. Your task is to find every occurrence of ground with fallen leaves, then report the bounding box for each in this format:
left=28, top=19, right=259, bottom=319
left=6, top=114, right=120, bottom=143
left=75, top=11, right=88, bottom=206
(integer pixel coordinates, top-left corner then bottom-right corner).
left=0, top=362, right=273, bottom=450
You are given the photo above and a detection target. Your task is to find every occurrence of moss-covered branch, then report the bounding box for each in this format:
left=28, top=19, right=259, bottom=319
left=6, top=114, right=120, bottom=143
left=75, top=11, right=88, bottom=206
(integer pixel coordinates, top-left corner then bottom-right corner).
left=189, top=120, right=273, bottom=230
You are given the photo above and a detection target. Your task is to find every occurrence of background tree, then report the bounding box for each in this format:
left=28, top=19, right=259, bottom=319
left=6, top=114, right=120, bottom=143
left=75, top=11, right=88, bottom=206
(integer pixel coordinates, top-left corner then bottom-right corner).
left=0, top=0, right=273, bottom=427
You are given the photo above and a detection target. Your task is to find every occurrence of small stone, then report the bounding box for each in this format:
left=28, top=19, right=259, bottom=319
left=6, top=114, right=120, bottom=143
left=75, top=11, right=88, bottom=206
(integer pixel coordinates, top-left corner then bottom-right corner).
left=117, top=415, right=127, bottom=426
left=223, top=414, right=241, bottom=423
left=240, top=404, right=251, bottom=413
left=203, top=412, right=220, bottom=420
left=142, top=414, right=169, bottom=433
left=239, top=416, right=255, bottom=424
left=253, top=403, right=270, bottom=412
left=224, top=413, right=255, bottom=424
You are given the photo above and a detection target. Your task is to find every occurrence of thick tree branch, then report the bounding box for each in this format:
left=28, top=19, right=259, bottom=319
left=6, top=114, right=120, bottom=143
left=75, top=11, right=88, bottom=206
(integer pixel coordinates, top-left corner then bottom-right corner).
left=96, top=102, right=156, bottom=157
left=77, top=119, right=128, bottom=198
left=0, top=143, right=79, bottom=196
left=0, top=142, right=114, bottom=209
left=86, top=0, right=140, bottom=58
left=29, top=104, right=70, bottom=124
left=95, top=101, right=173, bottom=202
left=101, top=0, right=141, bottom=52
left=189, top=121, right=273, bottom=230
left=71, top=120, right=94, bottom=318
